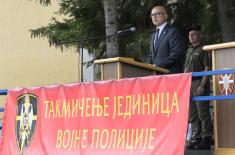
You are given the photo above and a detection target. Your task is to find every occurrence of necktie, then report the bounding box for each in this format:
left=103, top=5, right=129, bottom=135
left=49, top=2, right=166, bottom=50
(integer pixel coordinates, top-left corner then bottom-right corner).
left=154, top=28, right=159, bottom=48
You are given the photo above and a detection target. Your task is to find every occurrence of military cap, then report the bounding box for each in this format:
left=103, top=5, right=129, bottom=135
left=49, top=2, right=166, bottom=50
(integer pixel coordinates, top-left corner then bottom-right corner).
left=188, top=24, right=201, bottom=31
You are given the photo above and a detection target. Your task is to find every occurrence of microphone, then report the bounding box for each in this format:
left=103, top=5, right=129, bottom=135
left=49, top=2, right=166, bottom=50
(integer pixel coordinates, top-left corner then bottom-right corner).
left=116, top=27, right=136, bottom=34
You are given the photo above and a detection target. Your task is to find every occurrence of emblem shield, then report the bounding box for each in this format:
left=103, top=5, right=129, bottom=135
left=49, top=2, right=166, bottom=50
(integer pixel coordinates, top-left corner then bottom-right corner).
left=16, top=94, right=38, bottom=154
left=217, top=74, right=235, bottom=95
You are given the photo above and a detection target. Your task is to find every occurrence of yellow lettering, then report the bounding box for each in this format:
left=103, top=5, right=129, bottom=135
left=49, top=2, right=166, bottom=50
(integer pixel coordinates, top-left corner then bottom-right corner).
left=124, top=96, right=132, bottom=119
left=100, top=129, right=109, bottom=149
left=112, top=96, right=117, bottom=119
left=152, top=93, right=160, bottom=114
left=73, top=130, right=81, bottom=149
left=103, top=97, right=109, bottom=117
left=63, top=130, right=70, bottom=149
left=135, top=128, right=144, bottom=149
left=148, top=128, right=156, bottom=149
left=86, top=98, right=91, bottom=117
left=132, top=94, right=141, bottom=115
left=81, top=129, right=88, bottom=148
left=171, top=92, right=179, bottom=113
left=117, top=96, right=124, bottom=117
left=62, top=100, right=71, bottom=118
left=44, top=100, right=49, bottom=118
left=92, top=129, right=100, bottom=149
left=117, top=129, right=125, bottom=149
left=161, top=92, right=170, bottom=117
left=125, top=129, right=133, bottom=152
left=55, top=100, right=61, bottom=118
left=142, top=94, right=150, bottom=114
left=72, top=99, right=79, bottom=117
left=108, top=129, right=117, bottom=149
left=56, top=130, right=62, bottom=148
left=49, top=100, right=55, bottom=118
left=79, top=98, right=85, bottom=117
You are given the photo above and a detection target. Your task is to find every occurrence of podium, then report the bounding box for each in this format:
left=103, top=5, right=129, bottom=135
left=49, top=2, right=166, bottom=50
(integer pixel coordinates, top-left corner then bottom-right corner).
left=203, top=42, right=235, bottom=155
left=94, top=57, right=169, bottom=80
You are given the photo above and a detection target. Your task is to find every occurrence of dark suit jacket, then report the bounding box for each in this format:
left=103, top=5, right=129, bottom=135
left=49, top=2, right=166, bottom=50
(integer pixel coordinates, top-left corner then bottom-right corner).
left=149, top=24, right=184, bottom=73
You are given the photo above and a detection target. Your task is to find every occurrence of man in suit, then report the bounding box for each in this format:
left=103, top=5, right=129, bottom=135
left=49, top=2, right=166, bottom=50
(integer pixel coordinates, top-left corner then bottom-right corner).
left=149, top=5, right=184, bottom=73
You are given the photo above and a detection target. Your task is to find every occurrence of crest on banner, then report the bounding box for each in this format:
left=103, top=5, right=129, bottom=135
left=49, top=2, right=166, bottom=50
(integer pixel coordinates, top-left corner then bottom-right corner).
left=16, top=94, right=38, bottom=155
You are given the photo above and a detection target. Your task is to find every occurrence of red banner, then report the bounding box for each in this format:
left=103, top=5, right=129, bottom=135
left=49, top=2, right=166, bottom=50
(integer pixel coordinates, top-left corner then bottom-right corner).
left=0, top=73, right=191, bottom=155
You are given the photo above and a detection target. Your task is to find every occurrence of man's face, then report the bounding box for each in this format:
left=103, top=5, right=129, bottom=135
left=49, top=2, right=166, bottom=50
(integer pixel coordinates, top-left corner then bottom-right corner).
left=151, top=6, right=167, bottom=27
left=189, top=30, right=201, bottom=44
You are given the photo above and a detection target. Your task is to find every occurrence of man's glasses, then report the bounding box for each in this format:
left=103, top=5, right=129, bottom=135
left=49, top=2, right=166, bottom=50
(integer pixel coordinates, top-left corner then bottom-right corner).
left=150, top=12, right=166, bottom=18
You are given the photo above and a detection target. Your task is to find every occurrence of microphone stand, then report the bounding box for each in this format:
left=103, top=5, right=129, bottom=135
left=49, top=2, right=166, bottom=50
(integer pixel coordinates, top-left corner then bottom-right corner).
left=57, top=32, right=134, bottom=82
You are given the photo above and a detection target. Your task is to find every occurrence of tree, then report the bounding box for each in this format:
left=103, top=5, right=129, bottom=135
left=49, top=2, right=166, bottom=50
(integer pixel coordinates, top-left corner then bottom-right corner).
left=29, top=0, right=158, bottom=62
left=174, top=0, right=221, bottom=45
left=30, top=0, right=234, bottom=63
left=30, top=0, right=106, bottom=58
left=217, top=0, right=235, bottom=42
left=103, top=0, right=119, bottom=57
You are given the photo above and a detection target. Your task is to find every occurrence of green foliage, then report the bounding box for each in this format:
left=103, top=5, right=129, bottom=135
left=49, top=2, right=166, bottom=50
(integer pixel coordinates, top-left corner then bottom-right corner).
left=30, top=0, right=106, bottom=57
left=30, top=0, right=221, bottom=62
left=30, top=0, right=158, bottom=61
left=200, top=0, right=222, bottom=44
left=174, top=0, right=221, bottom=45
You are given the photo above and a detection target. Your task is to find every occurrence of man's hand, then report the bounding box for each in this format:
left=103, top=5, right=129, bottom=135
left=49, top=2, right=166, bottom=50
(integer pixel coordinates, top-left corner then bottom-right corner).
left=196, top=85, right=205, bottom=96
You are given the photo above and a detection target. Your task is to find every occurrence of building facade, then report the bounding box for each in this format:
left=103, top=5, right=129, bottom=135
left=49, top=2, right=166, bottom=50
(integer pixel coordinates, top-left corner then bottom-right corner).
left=0, top=1, right=79, bottom=119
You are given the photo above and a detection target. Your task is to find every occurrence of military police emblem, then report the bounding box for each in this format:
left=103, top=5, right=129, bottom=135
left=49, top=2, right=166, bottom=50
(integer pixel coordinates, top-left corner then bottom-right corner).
left=217, top=73, right=235, bottom=95
left=16, top=94, right=38, bottom=155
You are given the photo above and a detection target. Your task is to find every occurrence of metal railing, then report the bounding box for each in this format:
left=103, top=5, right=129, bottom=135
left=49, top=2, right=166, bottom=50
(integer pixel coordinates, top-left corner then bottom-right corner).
left=1, top=68, right=235, bottom=112
left=0, top=89, right=7, bottom=95
left=0, top=89, right=7, bottom=112
left=192, top=68, right=235, bottom=101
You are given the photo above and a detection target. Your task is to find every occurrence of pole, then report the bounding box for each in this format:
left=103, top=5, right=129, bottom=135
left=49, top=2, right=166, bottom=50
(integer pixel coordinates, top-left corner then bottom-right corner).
left=57, top=28, right=136, bottom=82
left=80, top=41, right=84, bottom=82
